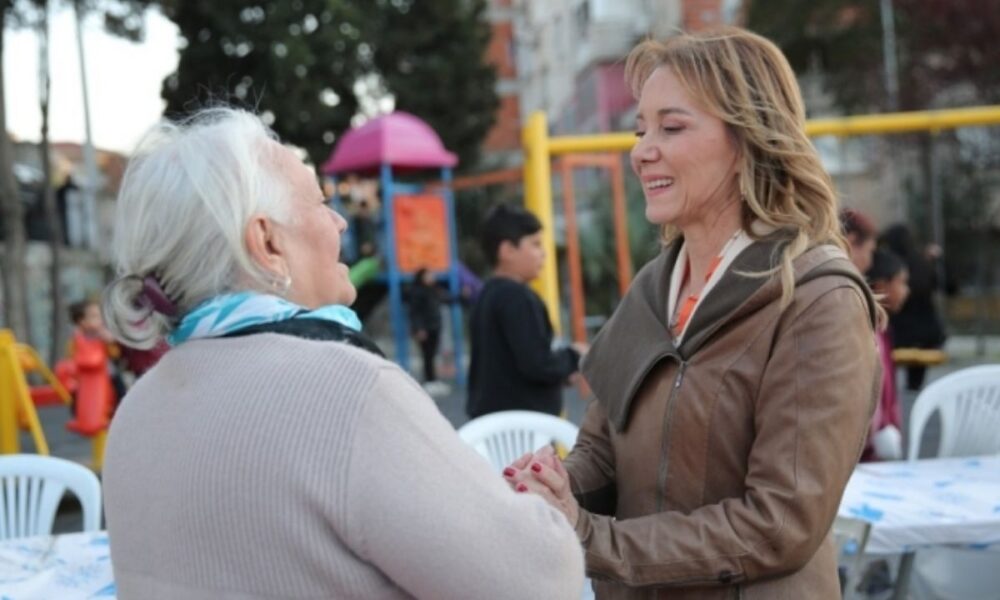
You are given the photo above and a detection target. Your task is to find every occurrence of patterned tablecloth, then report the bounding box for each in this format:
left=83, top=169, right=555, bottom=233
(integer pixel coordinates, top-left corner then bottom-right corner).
left=838, top=455, right=1000, bottom=554
left=2, top=458, right=997, bottom=598
left=0, top=530, right=114, bottom=599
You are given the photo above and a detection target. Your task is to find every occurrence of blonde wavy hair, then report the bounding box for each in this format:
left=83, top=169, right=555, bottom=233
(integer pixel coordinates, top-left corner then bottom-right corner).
left=625, top=26, right=845, bottom=308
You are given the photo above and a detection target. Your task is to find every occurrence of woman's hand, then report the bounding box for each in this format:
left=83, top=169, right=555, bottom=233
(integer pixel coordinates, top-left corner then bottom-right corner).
left=503, top=446, right=580, bottom=527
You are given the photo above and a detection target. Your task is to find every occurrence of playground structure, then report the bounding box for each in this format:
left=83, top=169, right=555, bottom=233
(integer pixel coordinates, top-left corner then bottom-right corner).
left=558, top=154, right=633, bottom=344
left=522, top=105, right=1000, bottom=334
left=0, top=329, right=113, bottom=470
left=323, top=112, right=466, bottom=385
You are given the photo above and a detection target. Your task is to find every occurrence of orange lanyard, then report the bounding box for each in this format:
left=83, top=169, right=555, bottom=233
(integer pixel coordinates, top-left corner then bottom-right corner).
left=671, top=254, right=724, bottom=338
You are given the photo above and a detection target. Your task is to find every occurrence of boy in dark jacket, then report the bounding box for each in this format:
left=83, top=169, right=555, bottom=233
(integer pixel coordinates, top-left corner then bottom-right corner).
left=466, top=205, right=581, bottom=418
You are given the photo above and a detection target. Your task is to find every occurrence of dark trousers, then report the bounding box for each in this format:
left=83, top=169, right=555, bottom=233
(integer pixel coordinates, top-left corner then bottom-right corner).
left=906, top=366, right=928, bottom=391
left=420, top=329, right=440, bottom=382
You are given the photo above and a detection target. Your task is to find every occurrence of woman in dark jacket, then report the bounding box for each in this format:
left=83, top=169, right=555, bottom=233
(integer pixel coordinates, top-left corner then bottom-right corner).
left=881, top=223, right=947, bottom=390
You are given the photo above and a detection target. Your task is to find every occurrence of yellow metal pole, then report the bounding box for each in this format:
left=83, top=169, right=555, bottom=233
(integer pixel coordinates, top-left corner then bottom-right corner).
left=805, top=105, right=1000, bottom=137
left=550, top=132, right=636, bottom=155
left=18, top=344, right=71, bottom=404
left=543, top=105, right=1000, bottom=156
left=0, top=331, right=50, bottom=454
left=0, top=330, right=21, bottom=454
left=91, top=431, right=107, bottom=472
left=523, top=111, right=561, bottom=332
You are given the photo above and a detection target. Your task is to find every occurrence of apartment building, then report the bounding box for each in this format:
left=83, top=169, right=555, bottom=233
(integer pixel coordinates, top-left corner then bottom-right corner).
left=483, top=0, right=742, bottom=161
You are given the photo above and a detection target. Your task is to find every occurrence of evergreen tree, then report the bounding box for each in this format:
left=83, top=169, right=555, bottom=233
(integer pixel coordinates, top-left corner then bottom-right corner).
left=370, top=0, right=497, bottom=170
left=748, top=0, right=1000, bottom=112
left=161, top=0, right=498, bottom=170
left=161, top=0, right=365, bottom=167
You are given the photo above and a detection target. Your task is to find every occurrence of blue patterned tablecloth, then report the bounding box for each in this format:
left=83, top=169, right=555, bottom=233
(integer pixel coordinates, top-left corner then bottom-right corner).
left=838, top=455, right=1000, bottom=554
left=0, top=530, right=114, bottom=600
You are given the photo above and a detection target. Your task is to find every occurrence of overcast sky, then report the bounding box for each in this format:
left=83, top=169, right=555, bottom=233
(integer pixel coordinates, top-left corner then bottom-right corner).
left=4, top=6, right=179, bottom=154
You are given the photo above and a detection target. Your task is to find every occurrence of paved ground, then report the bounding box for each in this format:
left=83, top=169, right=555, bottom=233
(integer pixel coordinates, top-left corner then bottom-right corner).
left=30, top=335, right=999, bottom=532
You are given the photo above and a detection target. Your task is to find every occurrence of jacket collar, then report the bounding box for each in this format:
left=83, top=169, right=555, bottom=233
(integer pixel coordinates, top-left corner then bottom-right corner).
left=581, top=235, right=877, bottom=432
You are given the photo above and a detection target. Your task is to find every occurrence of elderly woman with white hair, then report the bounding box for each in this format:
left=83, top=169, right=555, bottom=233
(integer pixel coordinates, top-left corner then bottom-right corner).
left=101, top=108, right=584, bottom=600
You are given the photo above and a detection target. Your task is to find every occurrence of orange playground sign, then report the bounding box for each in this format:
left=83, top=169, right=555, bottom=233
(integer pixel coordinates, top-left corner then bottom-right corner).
left=393, top=194, right=450, bottom=273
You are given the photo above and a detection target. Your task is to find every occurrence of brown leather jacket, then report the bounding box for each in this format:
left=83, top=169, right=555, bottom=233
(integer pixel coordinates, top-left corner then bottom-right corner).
left=566, top=239, right=880, bottom=599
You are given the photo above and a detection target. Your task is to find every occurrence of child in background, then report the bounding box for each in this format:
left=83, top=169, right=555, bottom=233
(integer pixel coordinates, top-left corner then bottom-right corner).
left=863, top=249, right=910, bottom=461
left=68, top=299, right=126, bottom=409
left=840, top=208, right=878, bottom=274
left=466, top=205, right=583, bottom=419
left=408, top=267, right=449, bottom=397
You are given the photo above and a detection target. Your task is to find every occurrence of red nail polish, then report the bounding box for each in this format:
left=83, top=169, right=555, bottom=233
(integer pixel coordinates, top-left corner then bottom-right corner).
left=503, top=467, right=516, bottom=477
left=530, top=463, right=542, bottom=473
left=516, top=483, right=528, bottom=492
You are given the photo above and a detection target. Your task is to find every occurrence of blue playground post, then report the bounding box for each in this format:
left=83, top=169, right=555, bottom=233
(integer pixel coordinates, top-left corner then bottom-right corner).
left=441, top=167, right=466, bottom=387
left=321, top=112, right=464, bottom=384
left=380, top=164, right=411, bottom=371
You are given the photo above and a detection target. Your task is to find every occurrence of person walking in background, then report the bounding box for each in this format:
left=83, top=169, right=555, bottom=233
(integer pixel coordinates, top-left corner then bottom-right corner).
left=881, top=223, right=947, bottom=390
left=466, top=204, right=583, bottom=419
left=408, top=267, right=449, bottom=397
left=863, top=248, right=910, bottom=461
left=504, top=27, right=880, bottom=599
left=841, top=208, right=878, bottom=274
left=101, top=108, right=584, bottom=599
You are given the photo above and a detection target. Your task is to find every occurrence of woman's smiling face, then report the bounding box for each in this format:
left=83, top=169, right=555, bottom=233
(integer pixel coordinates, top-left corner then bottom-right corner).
left=630, top=66, right=741, bottom=228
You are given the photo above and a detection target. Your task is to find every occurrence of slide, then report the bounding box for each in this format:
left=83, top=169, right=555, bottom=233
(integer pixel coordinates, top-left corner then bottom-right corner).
left=349, top=256, right=381, bottom=287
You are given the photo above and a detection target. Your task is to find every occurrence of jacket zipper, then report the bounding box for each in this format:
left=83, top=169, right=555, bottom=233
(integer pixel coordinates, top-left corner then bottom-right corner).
left=655, top=361, right=687, bottom=513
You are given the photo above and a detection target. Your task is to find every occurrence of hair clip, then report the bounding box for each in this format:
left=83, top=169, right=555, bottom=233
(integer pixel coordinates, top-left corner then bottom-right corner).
left=142, top=276, right=178, bottom=316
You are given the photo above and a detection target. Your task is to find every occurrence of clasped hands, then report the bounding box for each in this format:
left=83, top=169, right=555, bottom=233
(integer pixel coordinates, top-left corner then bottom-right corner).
left=503, top=445, right=580, bottom=527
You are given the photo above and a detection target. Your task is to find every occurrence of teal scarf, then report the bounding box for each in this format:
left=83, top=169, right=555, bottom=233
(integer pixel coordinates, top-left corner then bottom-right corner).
left=169, top=291, right=362, bottom=346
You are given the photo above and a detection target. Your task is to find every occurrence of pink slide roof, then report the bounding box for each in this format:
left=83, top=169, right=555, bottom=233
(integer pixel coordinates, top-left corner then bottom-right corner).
left=321, top=111, right=458, bottom=174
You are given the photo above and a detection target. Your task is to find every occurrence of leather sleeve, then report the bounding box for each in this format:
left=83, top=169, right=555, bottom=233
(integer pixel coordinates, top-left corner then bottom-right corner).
left=573, top=284, right=879, bottom=587
left=564, top=400, right=618, bottom=517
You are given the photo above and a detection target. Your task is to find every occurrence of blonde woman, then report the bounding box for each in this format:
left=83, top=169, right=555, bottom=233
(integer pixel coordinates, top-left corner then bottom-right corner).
left=505, top=27, right=880, bottom=599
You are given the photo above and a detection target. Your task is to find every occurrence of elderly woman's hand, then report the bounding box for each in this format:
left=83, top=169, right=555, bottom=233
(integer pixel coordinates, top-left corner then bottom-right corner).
left=503, top=446, right=580, bottom=527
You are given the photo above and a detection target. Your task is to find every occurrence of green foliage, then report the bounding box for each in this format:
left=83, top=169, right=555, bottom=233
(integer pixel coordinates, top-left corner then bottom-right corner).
left=575, top=164, right=660, bottom=317
left=748, top=0, right=886, bottom=113
left=892, top=0, right=1000, bottom=105
left=161, top=0, right=498, bottom=169
left=748, top=0, right=1000, bottom=111
left=161, top=0, right=365, bottom=168
left=371, top=0, right=497, bottom=170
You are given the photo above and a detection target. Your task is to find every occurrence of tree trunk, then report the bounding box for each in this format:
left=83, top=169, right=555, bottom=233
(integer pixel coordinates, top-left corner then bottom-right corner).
left=39, top=4, right=65, bottom=364
left=0, top=6, right=33, bottom=343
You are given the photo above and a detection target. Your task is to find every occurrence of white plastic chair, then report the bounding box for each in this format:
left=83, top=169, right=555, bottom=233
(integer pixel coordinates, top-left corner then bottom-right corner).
left=0, top=454, right=102, bottom=539
left=907, top=364, right=1000, bottom=460
left=458, top=410, right=579, bottom=472
left=901, top=365, right=1000, bottom=599
left=832, top=516, right=872, bottom=598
